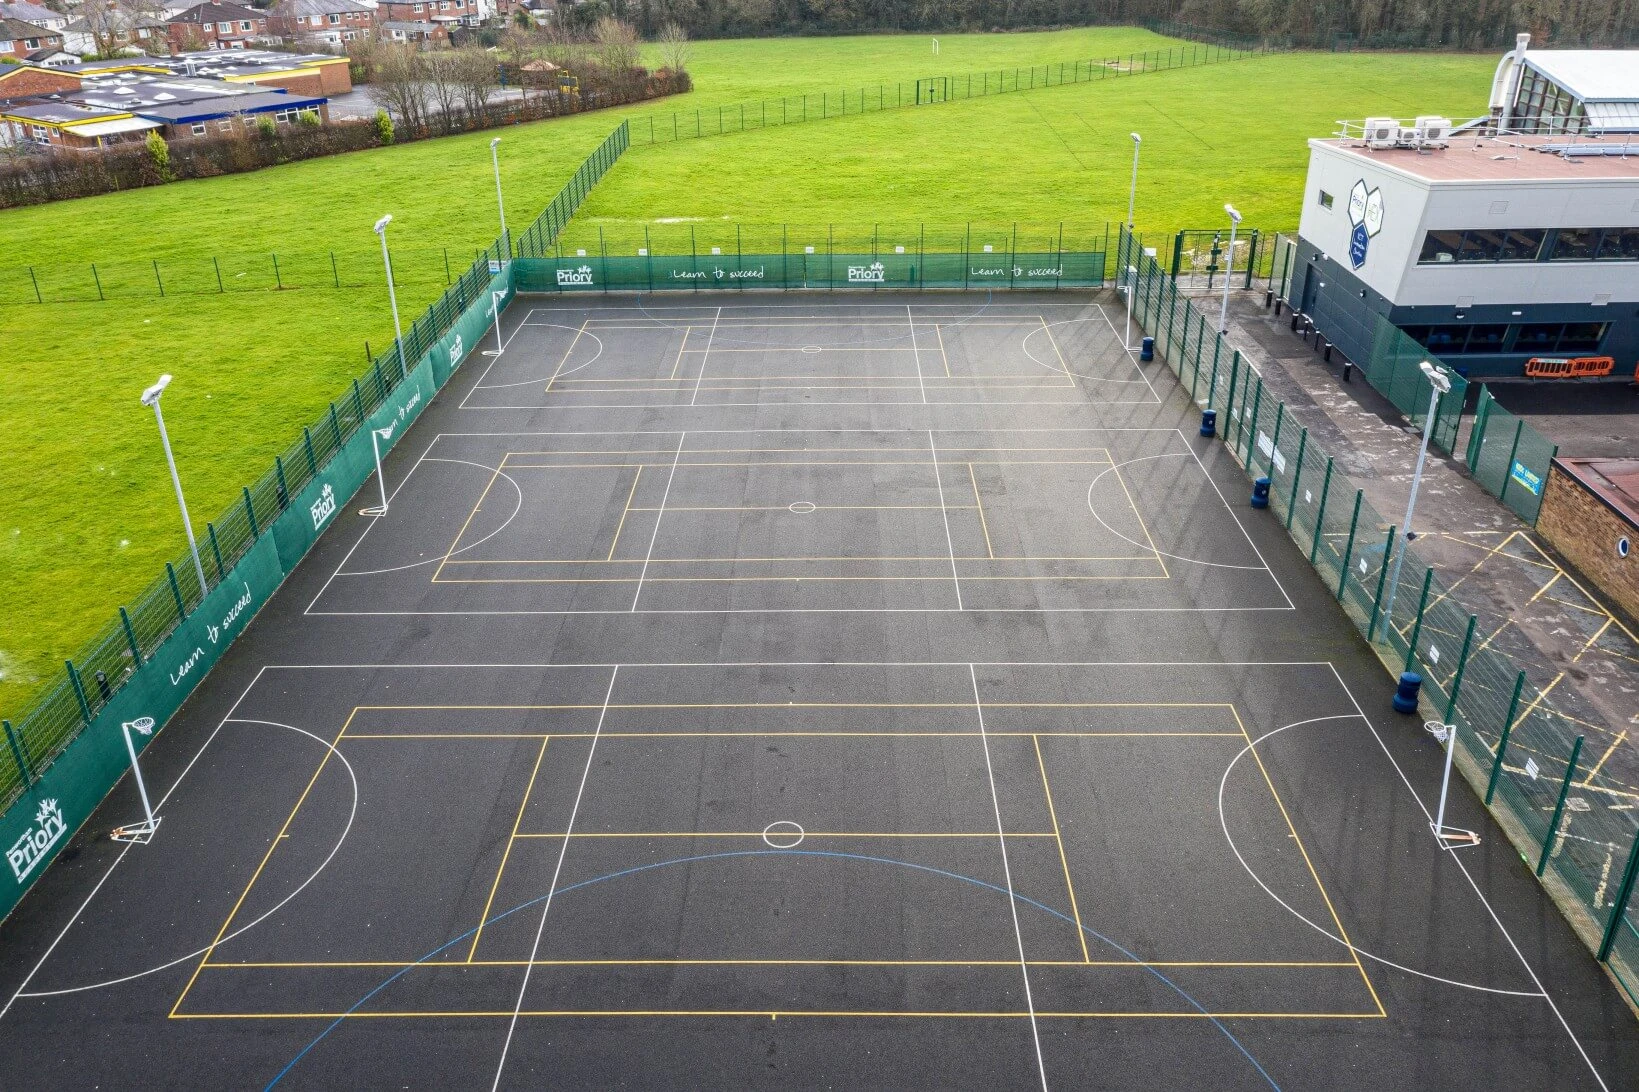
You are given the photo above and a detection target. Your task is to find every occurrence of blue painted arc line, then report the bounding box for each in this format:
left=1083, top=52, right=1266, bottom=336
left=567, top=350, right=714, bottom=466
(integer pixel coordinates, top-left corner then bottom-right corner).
left=265, top=849, right=1278, bottom=1091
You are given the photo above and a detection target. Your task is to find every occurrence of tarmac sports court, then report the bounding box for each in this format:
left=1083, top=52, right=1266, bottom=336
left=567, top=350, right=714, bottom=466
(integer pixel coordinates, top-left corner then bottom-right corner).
left=0, top=293, right=1635, bottom=1089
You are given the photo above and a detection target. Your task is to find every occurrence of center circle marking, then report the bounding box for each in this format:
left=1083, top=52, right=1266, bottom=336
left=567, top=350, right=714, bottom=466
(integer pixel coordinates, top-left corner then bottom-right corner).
left=801, top=344, right=823, bottom=353
left=762, top=821, right=805, bottom=849
left=788, top=501, right=817, bottom=514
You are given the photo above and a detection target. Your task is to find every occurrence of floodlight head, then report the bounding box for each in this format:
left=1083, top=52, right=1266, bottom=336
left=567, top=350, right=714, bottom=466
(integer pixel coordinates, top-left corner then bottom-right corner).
left=490, top=136, right=501, bottom=148
left=1224, top=204, right=1243, bottom=224
left=373, top=213, right=392, bottom=235
left=1419, top=360, right=1453, bottom=392
left=140, top=374, right=172, bottom=406
left=1130, top=132, right=1141, bottom=144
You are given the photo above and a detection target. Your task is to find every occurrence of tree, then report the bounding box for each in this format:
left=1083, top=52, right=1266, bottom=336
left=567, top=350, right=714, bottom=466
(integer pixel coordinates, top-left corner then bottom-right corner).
left=452, top=47, right=498, bottom=122
left=655, top=21, right=690, bottom=74
left=144, top=129, right=172, bottom=182
left=368, top=43, right=427, bottom=135
left=374, top=107, right=394, bottom=145
left=593, top=15, right=639, bottom=72
left=420, top=49, right=465, bottom=132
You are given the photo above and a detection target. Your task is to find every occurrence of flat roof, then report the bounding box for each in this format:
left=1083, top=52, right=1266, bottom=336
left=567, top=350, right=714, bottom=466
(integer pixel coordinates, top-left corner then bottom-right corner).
left=135, top=89, right=324, bottom=121
left=1523, top=51, right=1639, bottom=104
left=1313, top=132, right=1639, bottom=183
left=1556, top=457, right=1639, bottom=528
left=70, top=115, right=162, bottom=137
left=3, top=100, right=124, bottom=123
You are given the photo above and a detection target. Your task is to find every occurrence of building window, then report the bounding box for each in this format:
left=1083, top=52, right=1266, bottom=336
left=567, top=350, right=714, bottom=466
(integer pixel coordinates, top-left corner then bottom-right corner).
left=1497, top=230, right=1545, bottom=261
left=1418, top=230, right=1463, bottom=263
left=1551, top=228, right=1600, bottom=261
left=1404, top=324, right=1511, bottom=355
left=1419, top=228, right=1546, bottom=264
left=218, top=21, right=230, bottom=31
left=328, top=12, right=340, bottom=21
left=1596, top=228, right=1639, bottom=260
left=1317, top=190, right=1333, bottom=210
left=30, top=124, right=48, bottom=139
left=1516, top=322, right=1608, bottom=354
left=218, top=118, right=233, bottom=131
left=191, top=122, right=206, bottom=135
left=240, top=19, right=251, bottom=29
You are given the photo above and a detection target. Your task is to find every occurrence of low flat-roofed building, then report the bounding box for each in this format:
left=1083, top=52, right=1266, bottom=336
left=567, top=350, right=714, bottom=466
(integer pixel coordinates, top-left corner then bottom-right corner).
left=0, top=99, right=160, bottom=148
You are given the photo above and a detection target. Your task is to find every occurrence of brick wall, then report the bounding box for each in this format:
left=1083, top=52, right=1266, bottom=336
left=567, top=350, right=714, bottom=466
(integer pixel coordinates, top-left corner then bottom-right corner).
left=1537, top=462, right=1639, bottom=624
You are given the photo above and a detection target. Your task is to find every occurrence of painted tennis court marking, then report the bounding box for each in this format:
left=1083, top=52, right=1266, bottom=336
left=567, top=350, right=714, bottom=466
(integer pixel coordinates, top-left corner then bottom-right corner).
left=761, top=821, right=804, bottom=849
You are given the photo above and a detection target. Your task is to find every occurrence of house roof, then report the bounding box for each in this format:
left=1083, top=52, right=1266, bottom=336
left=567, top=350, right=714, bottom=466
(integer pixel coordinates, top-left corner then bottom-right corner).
left=269, top=0, right=373, bottom=17
left=168, top=1, right=264, bottom=24
left=0, top=3, right=62, bottom=25
left=63, top=11, right=167, bottom=33
left=1522, top=51, right=1639, bottom=104
left=381, top=19, right=435, bottom=32
left=24, top=47, right=74, bottom=61
left=0, top=17, right=57, bottom=40
left=75, top=73, right=258, bottom=108
left=70, top=115, right=162, bottom=136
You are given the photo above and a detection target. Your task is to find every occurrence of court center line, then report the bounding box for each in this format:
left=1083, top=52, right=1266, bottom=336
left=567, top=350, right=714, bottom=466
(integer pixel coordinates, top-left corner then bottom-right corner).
left=908, top=304, right=927, bottom=403
left=606, top=466, right=642, bottom=562
left=969, top=463, right=995, bottom=560
left=929, top=431, right=963, bottom=611
left=689, top=307, right=722, bottom=406
left=969, top=664, right=1047, bottom=1091
left=631, top=434, right=685, bottom=612
left=490, top=667, right=618, bottom=1092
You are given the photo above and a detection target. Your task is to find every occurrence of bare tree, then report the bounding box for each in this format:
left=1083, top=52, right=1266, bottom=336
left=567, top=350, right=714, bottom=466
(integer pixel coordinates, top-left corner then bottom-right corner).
left=368, top=43, right=427, bottom=135
left=593, top=16, right=640, bottom=72
left=420, top=49, right=465, bottom=132
left=655, top=21, right=690, bottom=74
left=452, top=47, right=498, bottom=121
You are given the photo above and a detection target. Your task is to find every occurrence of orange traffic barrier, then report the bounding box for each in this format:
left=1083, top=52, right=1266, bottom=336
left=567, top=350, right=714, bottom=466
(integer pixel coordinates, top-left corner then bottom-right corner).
left=1569, top=356, right=1614, bottom=377
left=1526, top=356, right=1614, bottom=378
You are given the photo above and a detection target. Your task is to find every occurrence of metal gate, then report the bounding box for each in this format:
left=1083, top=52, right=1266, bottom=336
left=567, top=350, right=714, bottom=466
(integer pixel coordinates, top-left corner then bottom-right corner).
left=916, top=77, right=948, bottom=104
left=1171, top=228, right=1261, bottom=291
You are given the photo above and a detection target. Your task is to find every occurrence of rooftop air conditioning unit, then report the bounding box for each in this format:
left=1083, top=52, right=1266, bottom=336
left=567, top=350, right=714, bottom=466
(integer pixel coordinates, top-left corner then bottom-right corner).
left=1363, top=116, right=1398, bottom=148
left=1415, top=115, right=1452, bottom=148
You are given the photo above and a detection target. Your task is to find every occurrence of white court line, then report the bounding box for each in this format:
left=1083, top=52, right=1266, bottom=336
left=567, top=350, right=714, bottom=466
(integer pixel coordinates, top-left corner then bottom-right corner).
left=303, top=431, right=445, bottom=615
left=1324, top=665, right=1608, bottom=1090
left=1176, top=430, right=1296, bottom=610
left=0, top=666, right=270, bottom=1024
left=1092, top=303, right=1164, bottom=404
left=253, top=659, right=1347, bottom=670
left=429, top=426, right=1202, bottom=438
left=490, top=667, right=618, bottom=1092
left=908, top=305, right=927, bottom=404
left=631, top=433, right=685, bottom=611
left=463, top=397, right=1117, bottom=411
left=305, top=606, right=1293, bottom=616
left=689, top=306, right=722, bottom=406
left=928, top=430, right=962, bottom=611
left=969, top=664, right=1048, bottom=1091
left=457, top=311, right=540, bottom=410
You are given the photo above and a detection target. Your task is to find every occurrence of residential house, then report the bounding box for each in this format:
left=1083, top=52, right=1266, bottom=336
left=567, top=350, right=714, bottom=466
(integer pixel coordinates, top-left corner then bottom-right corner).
left=0, top=18, right=62, bottom=59
left=0, top=58, right=81, bottom=100
left=0, top=2, right=67, bottom=32
left=379, top=18, right=441, bottom=43
left=165, top=1, right=268, bottom=51
left=375, top=0, right=481, bottom=30
left=24, top=47, right=80, bottom=66
left=267, top=0, right=374, bottom=48
left=62, top=10, right=166, bottom=56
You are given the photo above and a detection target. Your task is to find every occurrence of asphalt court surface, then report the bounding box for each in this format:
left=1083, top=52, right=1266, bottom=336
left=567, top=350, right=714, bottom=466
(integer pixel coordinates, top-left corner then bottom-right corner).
left=2, top=291, right=1636, bottom=1090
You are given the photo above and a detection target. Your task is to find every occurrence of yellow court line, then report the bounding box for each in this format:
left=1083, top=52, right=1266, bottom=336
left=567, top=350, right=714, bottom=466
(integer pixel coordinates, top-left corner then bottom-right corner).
left=1034, top=735, right=1090, bottom=962
left=342, top=731, right=1247, bottom=740
left=441, top=555, right=1158, bottom=564
left=1421, top=529, right=1519, bottom=614
left=173, top=1008, right=1387, bottom=1021
left=503, top=447, right=1115, bottom=456
left=1104, top=459, right=1169, bottom=580
left=171, top=708, right=359, bottom=1017
left=353, top=701, right=1235, bottom=711
left=467, top=736, right=550, bottom=962
left=1539, top=593, right=1613, bottom=618
left=1229, top=706, right=1387, bottom=1018
left=549, top=376, right=1074, bottom=385
left=1037, top=316, right=1081, bottom=388
left=541, top=317, right=589, bottom=394
left=498, top=459, right=1115, bottom=469
left=1517, top=534, right=1639, bottom=646
left=669, top=324, right=690, bottom=379
left=431, top=462, right=503, bottom=584
left=622, top=504, right=979, bottom=512
left=1574, top=617, right=1614, bottom=665
left=968, top=464, right=995, bottom=560
left=605, top=466, right=642, bottom=562
left=432, top=574, right=1170, bottom=585
left=512, top=831, right=1058, bottom=839
left=204, top=958, right=1360, bottom=970
left=1579, top=730, right=1628, bottom=789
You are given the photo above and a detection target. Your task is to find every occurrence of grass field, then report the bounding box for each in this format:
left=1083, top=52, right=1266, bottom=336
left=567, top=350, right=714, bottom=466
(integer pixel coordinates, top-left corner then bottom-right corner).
left=0, top=28, right=1496, bottom=716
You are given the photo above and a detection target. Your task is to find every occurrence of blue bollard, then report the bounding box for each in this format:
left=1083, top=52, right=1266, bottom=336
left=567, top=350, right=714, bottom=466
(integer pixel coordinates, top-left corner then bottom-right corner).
left=1200, top=409, right=1217, bottom=437
left=1139, top=335, right=1155, bottom=362
left=1250, top=476, right=1270, bottom=509
left=1393, top=672, right=1422, bottom=714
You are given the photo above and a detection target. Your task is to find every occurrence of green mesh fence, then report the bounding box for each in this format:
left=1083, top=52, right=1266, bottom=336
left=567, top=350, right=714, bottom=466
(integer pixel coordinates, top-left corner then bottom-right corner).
left=1361, top=313, right=1467, bottom=454
left=627, top=42, right=1268, bottom=147
left=1115, top=224, right=1639, bottom=1008
left=1465, top=385, right=1559, bottom=525
left=515, top=121, right=628, bottom=260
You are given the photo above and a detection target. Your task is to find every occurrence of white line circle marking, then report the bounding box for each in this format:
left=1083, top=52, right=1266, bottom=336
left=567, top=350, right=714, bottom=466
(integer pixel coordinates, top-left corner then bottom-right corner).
left=801, top=345, right=823, bottom=354
left=762, top=821, right=805, bottom=848
left=788, top=501, right=817, bottom=514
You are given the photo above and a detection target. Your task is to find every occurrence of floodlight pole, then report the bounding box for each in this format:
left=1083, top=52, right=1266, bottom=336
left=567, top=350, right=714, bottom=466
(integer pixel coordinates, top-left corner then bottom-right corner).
left=1124, top=264, right=1137, bottom=352
left=1219, top=203, right=1241, bottom=335
left=374, top=214, right=406, bottom=381
left=141, top=375, right=208, bottom=599
left=1126, top=132, right=1141, bottom=234
left=490, top=137, right=508, bottom=256
left=1380, top=363, right=1451, bottom=636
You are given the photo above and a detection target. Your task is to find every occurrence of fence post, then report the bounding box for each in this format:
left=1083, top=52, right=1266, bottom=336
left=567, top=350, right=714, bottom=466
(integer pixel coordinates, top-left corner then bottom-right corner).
left=3, top=720, right=31, bottom=788
left=214, top=256, right=224, bottom=292
left=1465, top=386, right=1490, bottom=467
left=1537, top=735, right=1584, bottom=876
left=243, top=486, right=260, bottom=539
left=1223, top=351, right=1241, bottom=432
left=1486, top=671, right=1527, bottom=804
left=272, top=252, right=282, bottom=289
left=28, top=266, right=40, bottom=303
left=1242, top=378, right=1264, bottom=464
left=166, top=562, right=186, bottom=620
left=1266, top=402, right=1286, bottom=477
left=1335, top=490, right=1363, bottom=601
left=275, top=456, right=289, bottom=510
left=331, top=251, right=340, bottom=288
left=1498, top=418, right=1526, bottom=504
left=444, top=248, right=452, bottom=284
left=329, top=403, right=343, bottom=448
left=1366, top=527, right=1397, bottom=639
left=1598, top=827, right=1639, bottom=961
left=154, top=259, right=165, bottom=297
left=91, top=263, right=104, bottom=300
left=1206, top=338, right=1222, bottom=410
left=207, top=523, right=225, bottom=581
left=352, top=378, right=365, bottom=421
left=1285, top=429, right=1308, bottom=530
left=1402, top=567, right=1436, bottom=672
left=120, top=606, right=142, bottom=666
left=303, top=427, right=318, bottom=476
left=1443, top=615, right=1478, bottom=722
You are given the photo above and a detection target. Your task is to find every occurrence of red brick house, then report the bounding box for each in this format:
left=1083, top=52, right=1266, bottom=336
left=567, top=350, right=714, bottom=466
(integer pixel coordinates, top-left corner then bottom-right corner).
left=267, top=0, right=374, bottom=47
left=376, top=0, right=480, bottom=29
left=0, top=17, right=61, bottom=59
left=166, top=1, right=269, bottom=51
